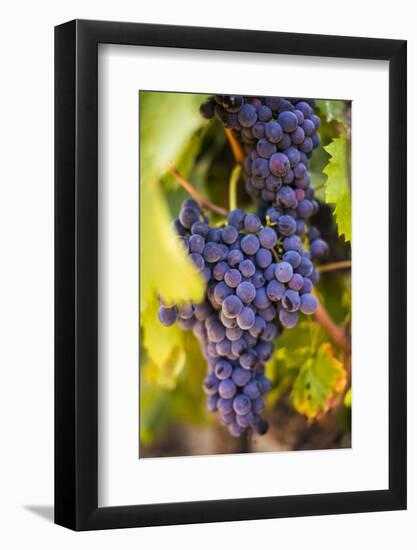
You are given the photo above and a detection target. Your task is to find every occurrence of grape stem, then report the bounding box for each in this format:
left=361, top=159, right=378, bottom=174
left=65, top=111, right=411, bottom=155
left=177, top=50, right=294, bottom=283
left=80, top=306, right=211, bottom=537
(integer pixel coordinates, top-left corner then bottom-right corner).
left=228, top=165, right=242, bottom=212
left=313, top=290, right=350, bottom=354
left=317, top=260, right=351, bottom=273
left=224, top=128, right=245, bottom=163
left=167, top=165, right=229, bottom=217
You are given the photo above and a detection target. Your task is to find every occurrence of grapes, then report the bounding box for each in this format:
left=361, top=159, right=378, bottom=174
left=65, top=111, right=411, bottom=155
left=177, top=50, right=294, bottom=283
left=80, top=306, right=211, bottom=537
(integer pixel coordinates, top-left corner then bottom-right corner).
left=158, top=94, right=328, bottom=439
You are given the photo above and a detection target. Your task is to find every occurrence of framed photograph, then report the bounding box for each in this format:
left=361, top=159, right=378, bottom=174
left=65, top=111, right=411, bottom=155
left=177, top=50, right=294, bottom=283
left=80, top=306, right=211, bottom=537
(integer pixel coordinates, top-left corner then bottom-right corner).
left=55, top=19, right=407, bottom=530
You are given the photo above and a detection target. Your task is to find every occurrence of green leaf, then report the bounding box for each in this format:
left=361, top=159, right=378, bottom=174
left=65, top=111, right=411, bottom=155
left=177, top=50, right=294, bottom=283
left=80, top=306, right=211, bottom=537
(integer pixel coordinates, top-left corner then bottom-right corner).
left=139, top=91, right=208, bottom=312
left=323, top=136, right=351, bottom=243
left=292, top=343, right=347, bottom=420
left=317, top=99, right=347, bottom=125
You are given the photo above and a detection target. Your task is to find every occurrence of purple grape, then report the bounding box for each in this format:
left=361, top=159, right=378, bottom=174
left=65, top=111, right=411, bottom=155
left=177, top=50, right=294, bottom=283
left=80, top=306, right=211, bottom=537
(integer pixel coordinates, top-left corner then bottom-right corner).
left=265, top=121, right=283, bottom=143
left=279, top=308, right=298, bottom=328
left=239, top=259, right=256, bottom=278
left=256, top=248, right=272, bottom=269
left=224, top=268, right=242, bottom=289
left=158, top=306, right=177, bottom=327
left=282, top=289, right=301, bottom=312
left=238, top=103, right=258, bottom=127
left=225, top=326, right=243, bottom=342
left=275, top=262, right=293, bottom=283
left=215, top=360, right=233, bottom=380
left=232, top=367, right=252, bottom=387
left=218, top=378, right=237, bottom=399
left=288, top=273, right=304, bottom=291
left=227, top=208, right=246, bottom=229
left=269, top=152, right=290, bottom=177
left=266, top=279, right=285, bottom=301
left=258, top=227, right=277, bottom=249
left=244, top=214, right=262, bottom=233
left=310, top=239, right=329, bottom=259
left=278, top=110, right=298, bottom=132
left=233, top=394, right=252, bottom=415
left=203, top=374, right=219, bottom=395
left=241, top=234, right=260, bottom=255
left=236, top=281, right=256, bottom=304
left=300, top=293, right=318, bottom=314
left=257, top=138, right=277, bottom=159
left=213, top=261, right=229, bottom=281
left=221, top=225, right=238, bottom=244
left=217, top=397, right=233, bottom=414
left=237, top=306, right=256, bottom=330
left=222, top=295, right=243, bottom=318
left=189, top=234, right=205, bottom=254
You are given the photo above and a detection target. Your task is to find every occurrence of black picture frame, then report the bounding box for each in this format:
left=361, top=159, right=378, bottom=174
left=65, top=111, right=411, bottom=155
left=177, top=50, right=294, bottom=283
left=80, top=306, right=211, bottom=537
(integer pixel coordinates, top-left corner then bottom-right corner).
left=55, top=19, right=407, bottom=531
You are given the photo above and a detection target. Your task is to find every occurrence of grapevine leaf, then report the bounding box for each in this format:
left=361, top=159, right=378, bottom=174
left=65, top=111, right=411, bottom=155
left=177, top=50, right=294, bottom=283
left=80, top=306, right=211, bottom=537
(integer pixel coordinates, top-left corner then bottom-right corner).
left=292, top=343, right=347, bottom=420
left=317, top=99, right=347, bottom=124
left=323, top=136, right=351, bottom=243
left=140, top=92, right=207, bottom=312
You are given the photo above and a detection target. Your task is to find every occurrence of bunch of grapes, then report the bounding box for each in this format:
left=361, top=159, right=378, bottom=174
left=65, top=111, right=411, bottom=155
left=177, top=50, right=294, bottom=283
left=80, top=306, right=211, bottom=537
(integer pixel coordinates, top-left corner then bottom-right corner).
left=158, top=199, right=319, bottom=437
left=200, top=95, right=320, bottom=205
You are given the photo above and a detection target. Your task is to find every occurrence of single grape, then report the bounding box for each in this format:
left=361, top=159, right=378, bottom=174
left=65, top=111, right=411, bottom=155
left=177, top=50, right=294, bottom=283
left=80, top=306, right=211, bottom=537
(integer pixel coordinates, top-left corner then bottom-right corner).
left=244, top=214, right=262, bottom=233
left=233, top=394, right=252, bottom=415
left=218, top=378, right=237, bottom=399
left=266, top=279, right=285, bottom=301
left=278, top=110, right=298, bottom=132
left=275, top=261, right=293, bottom=283
left=236, top=281, right=256, bottom=304
left=232, top=367, right=252, bottom=387
left=238, top=259, right=256, bottom=278
left=237, top=306, right=256, bottom=330
left=222, top=295, right=243, bottom=318
left=215, top=360, right=233, bottom=380
left=265, top=121, right=283, bottom=143
left=300, top=293, right=318, bottom=314
left=237, top=103, right=258, bottom=127
left=258, top=227, right=277, bottom=249
left=158, top=306, right=177, bottom=326
left=224, top=268, right=242, bottom=288
left=241, top=234, right=260, bottom=255
left=227, top=208, right=246, bottom=229
left=269, top=152, right=290, bottom=177
left=279, top=308, right=298, bottom=328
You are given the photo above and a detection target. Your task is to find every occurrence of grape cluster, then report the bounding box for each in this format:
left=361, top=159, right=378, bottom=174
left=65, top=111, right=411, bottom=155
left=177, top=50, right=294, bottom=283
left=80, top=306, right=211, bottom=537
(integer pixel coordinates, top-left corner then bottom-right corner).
left=200, top=95, right=321, bottom=208
left=158, top=200, right=319, bottom=437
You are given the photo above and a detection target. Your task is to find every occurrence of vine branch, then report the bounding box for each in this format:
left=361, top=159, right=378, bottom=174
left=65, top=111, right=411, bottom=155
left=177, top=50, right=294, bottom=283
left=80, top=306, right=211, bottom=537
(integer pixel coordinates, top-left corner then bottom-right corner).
left=317, top=260, right=351, bottom=274
left=224, top=128, right=245, bottom=163
left=167, top=165, right=229, bottom=217
left=313, top=290, right=350, bottom=354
